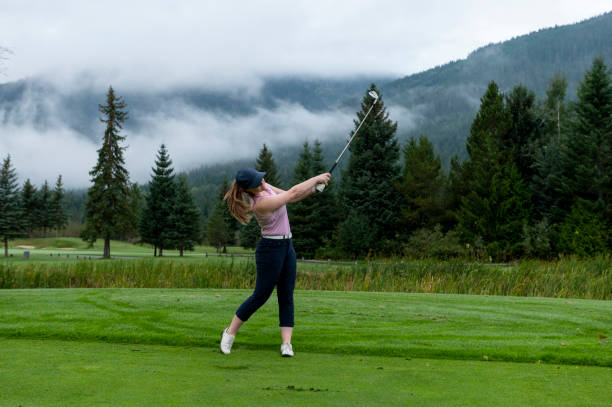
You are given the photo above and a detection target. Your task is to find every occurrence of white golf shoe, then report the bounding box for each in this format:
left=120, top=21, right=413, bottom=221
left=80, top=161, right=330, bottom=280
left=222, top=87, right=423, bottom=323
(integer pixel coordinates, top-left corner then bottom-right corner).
left=220, top=328, right=235, bottom=354
left=280, top=342, right=294, bottom=357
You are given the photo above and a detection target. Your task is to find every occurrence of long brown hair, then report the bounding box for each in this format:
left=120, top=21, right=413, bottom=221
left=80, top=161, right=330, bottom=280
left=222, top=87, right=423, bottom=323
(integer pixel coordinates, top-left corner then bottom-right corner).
left=224, top=181, right=252, bottom=225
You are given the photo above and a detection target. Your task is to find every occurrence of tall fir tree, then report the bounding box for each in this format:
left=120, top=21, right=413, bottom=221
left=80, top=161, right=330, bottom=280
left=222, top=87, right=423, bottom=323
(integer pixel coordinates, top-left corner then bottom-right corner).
left=337, top=84, right=401, bottom=255
left=288, top=142, right=317, bottom=257
left=308, top=140, right=340, bottom=257
left=240, top=144, right=282, bottom=249
left=397, top=135, right=447, bottom=236
left=458, top=81, right=531, bottom=259
left=140, top=144, right=176, bottom=256
left=51, top=175, right=68, bottom=235
left=170, top=175, right=201, bottom=256
left=504, top=85, right=542, bottom=183
left=21, top=179, right=38, bottom=237
left=82, top=86, right=131, bottom=258
left=0, top=155, right=24, bottom=256
left=37, top=181, right=53, bottom=236
left=531, top=74, right=572, bottom=224
left=122, top=183, right=144, bottom=241
left=560, top=57, right=612, bottom=251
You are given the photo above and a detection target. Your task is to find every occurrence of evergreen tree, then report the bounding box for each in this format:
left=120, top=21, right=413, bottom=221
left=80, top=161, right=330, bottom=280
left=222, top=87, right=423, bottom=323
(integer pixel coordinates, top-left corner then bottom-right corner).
left=397, top=136, right=447, bottom=236
left=288, top=142, right=316, bottom=256
left=564, top=58, right=612, bottom=226
left=37, top=180, right=53, bottom=236
left=504, top=85, right=542, bottom=183
left=51, top=175, right=68, bottom=235
left=256, top=144, right=282, bottom=187
left=139, top=144, right=176, bottom=256
left=557, top=57, right=612, bottom=252
left=21, top=179, right=38, bottom=237
left=309, top=140, right=340, bottom=256
left=0, top=155, right=24, bottom=256
left=122, top=183, right=144, bottom=241
left=458, top=81, right=531, bottom=259
left=338, top=85, right=401, bottom=254
left=240, top=144, right=282, bottom=248
left=171, top=175, right=201, bottom=256
left=82, top=86, right=131, bottom=258
left=531, top=75, right=572, bottom=224
left=208, top=202, right=231, bottom=253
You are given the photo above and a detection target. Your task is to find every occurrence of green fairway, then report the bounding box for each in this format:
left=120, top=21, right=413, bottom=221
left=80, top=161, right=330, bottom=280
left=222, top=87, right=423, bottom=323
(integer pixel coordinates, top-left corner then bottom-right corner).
left=0, top=289, right=610, bottom=406
left=1, top=338, right=610, bottom=407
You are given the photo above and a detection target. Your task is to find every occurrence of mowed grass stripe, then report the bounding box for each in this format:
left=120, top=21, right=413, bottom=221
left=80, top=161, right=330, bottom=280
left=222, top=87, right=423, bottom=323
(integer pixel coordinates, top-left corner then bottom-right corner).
left=0, top=289, right=610, bottom=366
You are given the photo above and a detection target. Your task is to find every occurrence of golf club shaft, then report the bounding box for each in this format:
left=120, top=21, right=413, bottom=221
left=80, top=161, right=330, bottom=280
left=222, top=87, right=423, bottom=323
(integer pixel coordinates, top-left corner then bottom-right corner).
left=315, top=96, right=378, bottom=192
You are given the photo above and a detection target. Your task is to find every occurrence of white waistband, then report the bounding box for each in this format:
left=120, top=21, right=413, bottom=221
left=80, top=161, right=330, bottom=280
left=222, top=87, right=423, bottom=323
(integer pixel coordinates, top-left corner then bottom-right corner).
left=262, top=234, right=292, bottom=240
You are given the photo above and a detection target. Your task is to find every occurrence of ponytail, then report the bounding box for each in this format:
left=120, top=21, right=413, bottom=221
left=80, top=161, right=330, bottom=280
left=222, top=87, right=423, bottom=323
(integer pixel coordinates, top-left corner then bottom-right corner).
left=224, top=181, right=252, bottom=225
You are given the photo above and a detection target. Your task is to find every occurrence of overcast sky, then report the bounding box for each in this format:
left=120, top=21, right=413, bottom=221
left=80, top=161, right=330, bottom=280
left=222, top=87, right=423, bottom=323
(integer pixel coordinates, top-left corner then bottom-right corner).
left=1, top=1, right=611, bottom=186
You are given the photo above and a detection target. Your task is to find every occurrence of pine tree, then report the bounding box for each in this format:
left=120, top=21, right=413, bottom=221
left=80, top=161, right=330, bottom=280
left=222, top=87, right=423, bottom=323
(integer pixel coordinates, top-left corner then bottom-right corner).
left=531, top=75, right=572, bottom=224
left=397, top=136, right=447, bottom=236
left=561, top=57, right=612, bottom=251
left=140, top=144, right=176, bottom=256
left=308, top=140, right=340, bottom=256
left=504, top=85, right=542, bottom=183
left=0, top=155, right=24, bottom=256
left=288, top=142, right=316, bottom=256
left=123, top=183, right=144, bottom=241
left=256, top=144, right=282, bottom=187
left=21, top=179, right=38, bottom=237
left=565, top=58, right=612, bottom=218
left=51, top=175, right=68, bottom=235
left=208, top=203, right=231, bottom=253
left=38, top=180, right=53, bottom=236
left=171, top=175, right=201, bottom=256
left=82, top=86, right=131, bottom=258
left=458, top=81, right=531, bottom=259
left=337, top=85, right=401, bottom=254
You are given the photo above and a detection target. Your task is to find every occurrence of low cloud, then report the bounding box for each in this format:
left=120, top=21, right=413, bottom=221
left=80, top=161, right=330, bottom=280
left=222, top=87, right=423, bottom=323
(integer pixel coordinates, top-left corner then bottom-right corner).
left=1, top=97, right=357, bottom=188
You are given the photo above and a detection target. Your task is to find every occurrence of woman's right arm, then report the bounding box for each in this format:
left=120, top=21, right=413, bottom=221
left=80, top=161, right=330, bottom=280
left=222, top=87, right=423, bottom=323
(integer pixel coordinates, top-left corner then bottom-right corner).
left=254, top=173, right=331, bottom=215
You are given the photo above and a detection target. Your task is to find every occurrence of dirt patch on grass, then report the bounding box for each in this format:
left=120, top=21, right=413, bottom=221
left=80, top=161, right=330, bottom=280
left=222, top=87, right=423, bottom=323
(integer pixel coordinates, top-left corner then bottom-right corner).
left=17, top=245, right=35, bottom=249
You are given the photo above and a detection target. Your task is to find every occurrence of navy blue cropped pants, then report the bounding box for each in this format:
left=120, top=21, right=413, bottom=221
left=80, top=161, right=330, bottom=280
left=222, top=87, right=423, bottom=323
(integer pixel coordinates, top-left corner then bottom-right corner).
left=235, top=237, right=297, bottom=327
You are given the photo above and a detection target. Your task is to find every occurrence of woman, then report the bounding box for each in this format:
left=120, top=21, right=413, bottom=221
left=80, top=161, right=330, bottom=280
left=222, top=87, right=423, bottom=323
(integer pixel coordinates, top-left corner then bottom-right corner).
left=220, top=167, right=331, bottom=357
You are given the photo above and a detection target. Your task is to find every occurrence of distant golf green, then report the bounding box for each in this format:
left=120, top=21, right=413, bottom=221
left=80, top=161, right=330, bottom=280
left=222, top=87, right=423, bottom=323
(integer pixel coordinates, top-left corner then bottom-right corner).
left=0, top=289, right=610, bottom=406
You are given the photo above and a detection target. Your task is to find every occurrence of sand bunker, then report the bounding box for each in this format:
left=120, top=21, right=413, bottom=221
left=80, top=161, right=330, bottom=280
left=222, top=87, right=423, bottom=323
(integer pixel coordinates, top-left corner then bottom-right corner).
left=17, top=245, right=35, bottom=249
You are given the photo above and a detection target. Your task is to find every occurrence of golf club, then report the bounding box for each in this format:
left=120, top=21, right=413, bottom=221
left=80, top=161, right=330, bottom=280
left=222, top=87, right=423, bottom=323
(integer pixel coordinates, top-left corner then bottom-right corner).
left=315, top=90, right=379, bottom=192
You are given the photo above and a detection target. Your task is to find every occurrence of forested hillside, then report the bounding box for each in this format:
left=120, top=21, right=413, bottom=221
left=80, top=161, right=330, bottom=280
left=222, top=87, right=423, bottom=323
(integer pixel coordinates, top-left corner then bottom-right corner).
left=382, top=12, right=612, bottom=163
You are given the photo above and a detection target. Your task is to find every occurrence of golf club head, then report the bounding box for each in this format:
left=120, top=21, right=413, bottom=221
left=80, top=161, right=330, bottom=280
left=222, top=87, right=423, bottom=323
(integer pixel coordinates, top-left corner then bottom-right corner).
left=368, top=91, right=379, bottom=102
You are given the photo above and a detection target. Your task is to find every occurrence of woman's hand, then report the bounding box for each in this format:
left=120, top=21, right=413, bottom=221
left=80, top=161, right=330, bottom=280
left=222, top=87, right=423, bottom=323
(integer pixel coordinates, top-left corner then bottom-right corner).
left=316, top=173, right=331, bottom=186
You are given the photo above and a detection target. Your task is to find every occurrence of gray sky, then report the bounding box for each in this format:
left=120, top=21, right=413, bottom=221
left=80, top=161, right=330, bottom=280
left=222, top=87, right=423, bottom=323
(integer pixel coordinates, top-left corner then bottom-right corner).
left=1, top=1, right=611, bottom=186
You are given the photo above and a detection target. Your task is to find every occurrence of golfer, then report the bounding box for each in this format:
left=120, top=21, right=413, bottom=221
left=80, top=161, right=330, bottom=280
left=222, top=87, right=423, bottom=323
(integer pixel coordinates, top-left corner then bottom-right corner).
left=220, top=167, right=330, bottom=357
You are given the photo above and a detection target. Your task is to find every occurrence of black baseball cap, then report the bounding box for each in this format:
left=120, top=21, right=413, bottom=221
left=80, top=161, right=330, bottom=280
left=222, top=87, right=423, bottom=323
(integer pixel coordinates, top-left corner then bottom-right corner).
left=235, top=167, right=266, bottom=189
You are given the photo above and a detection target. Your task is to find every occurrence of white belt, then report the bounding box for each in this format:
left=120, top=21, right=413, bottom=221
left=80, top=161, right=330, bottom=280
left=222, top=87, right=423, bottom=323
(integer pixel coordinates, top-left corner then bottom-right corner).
left=262, top=234, right=292, bottom=240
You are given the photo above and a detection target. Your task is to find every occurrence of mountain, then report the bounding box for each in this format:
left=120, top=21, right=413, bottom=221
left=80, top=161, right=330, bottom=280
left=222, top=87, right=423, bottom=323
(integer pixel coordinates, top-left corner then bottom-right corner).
left=382, top=11, right=612, bottom=163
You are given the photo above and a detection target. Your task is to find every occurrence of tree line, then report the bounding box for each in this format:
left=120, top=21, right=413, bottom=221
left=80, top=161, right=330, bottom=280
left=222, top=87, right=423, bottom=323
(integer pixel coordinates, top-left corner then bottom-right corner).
left=209, top=57, right=612, bottom=260
left=0, top=155, right=68, bottom=256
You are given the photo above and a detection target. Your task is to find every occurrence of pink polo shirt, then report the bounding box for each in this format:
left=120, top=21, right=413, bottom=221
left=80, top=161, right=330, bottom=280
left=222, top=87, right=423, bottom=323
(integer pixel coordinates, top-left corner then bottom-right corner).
left=249, top=186, right=291, bottom=236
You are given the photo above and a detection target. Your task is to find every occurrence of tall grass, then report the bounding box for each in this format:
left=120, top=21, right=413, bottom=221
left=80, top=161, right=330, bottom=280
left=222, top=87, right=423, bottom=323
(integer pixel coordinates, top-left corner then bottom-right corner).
left=0, top=256, right=609, bottom=299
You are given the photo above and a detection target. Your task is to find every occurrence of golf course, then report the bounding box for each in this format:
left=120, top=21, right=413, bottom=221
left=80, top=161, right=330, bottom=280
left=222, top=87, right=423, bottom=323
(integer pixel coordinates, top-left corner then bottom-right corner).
left=1, top=242, right=611, bottom=406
